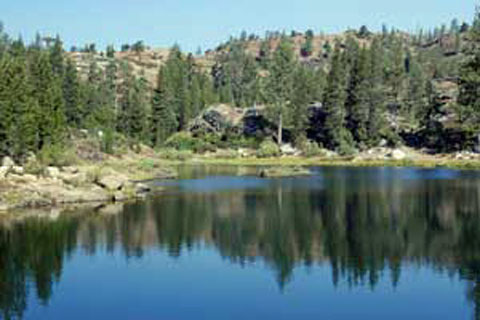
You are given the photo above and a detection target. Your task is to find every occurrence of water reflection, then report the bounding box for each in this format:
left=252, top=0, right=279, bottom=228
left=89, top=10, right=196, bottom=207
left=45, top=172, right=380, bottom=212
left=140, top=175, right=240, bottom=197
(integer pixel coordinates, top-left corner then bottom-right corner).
left=1, top=166, right=480, bottom=319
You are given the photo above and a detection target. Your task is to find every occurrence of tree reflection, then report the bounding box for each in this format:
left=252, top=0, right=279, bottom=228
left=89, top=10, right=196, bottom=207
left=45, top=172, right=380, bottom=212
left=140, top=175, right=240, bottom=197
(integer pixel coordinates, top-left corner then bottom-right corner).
left=1, top=168, right=480, bottom=318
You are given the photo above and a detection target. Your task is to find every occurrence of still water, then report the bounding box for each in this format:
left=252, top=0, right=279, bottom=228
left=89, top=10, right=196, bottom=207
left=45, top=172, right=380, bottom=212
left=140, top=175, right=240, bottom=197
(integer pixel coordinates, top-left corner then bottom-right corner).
left=1, top=165, right=480, bottom=319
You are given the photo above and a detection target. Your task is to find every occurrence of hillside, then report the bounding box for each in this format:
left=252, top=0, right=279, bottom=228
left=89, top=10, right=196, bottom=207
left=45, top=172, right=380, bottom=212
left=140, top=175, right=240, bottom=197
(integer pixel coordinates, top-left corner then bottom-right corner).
left=67, top=28, right=467, bottom=86
left=63, top=26, right=473, bottom=151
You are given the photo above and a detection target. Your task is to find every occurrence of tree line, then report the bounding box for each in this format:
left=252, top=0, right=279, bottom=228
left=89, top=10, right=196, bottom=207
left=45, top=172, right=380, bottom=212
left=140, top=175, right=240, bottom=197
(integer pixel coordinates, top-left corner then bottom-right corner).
left=0, top=9, right=479, bottom=161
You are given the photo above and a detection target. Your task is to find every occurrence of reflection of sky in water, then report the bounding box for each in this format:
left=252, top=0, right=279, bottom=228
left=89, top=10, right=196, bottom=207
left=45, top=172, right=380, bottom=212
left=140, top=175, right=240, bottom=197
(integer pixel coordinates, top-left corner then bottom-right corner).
left=155, top=166, right=479, bottom=194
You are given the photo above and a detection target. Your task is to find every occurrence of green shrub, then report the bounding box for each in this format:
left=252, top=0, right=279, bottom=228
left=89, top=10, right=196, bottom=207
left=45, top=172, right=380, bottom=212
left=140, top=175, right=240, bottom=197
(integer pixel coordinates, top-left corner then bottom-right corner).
left=86, top=166, right=104, bottom=183
left=215, top=149, right=239, bottom=159
left=226, top=136, right=261, bottom=149
left=165, top=132, right=201, bottom=150
left=38, top=144, right=80, bottom=167
left=158, top=148, right=194, bottom=161
left=337, top=141, right=357, bottom=156
left=257, top=140, right=281, bottom=158
left=301, top=140, right=324, bottom=157
left=24, top=159, right=45, bottom=176
left=139, top=158, right=156, bottom=170
left=101, top=128, right=115, bottom=154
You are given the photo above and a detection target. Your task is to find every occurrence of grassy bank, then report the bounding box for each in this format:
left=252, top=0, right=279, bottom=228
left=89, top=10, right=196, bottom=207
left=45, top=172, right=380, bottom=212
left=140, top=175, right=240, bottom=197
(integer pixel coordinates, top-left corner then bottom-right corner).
left=180, top=155, right=480, bottom=170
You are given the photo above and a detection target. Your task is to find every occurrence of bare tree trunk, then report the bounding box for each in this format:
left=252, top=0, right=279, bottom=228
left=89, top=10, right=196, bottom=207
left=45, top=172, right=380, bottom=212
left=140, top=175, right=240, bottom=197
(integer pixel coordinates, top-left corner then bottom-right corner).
left=278, top=113, right=283, bottom=146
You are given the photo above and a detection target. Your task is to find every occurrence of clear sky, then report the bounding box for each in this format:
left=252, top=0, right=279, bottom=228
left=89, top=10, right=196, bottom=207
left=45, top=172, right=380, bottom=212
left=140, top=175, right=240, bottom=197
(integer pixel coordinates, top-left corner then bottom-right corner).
left=0, top=0, right=476, bottom=52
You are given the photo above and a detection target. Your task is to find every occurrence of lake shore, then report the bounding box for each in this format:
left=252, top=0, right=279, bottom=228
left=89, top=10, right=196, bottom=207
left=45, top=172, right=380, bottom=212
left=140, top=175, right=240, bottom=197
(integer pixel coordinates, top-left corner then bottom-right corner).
left=189, top=156, right=480, bottom=169
left=0, top=151, right=177, bottom=213
left=1, top=147, right=479, bottom=213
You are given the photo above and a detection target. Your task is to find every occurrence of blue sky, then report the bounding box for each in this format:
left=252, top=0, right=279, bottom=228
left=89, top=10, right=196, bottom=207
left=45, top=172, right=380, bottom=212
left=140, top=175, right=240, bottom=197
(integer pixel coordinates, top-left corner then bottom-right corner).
left=0, top=0, right=476, bottom=52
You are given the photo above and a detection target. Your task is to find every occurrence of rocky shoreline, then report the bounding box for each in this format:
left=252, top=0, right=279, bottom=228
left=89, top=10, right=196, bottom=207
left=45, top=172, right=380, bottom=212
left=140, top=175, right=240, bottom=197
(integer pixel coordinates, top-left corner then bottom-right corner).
left=0, top=154, right=177, bottom=212
left=1, top=144, right=479, bottom=213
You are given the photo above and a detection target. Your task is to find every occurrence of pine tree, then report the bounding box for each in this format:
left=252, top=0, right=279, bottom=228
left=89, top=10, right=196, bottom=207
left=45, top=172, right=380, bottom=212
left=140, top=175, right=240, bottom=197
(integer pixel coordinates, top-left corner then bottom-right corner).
left=0, top=56, right=20, bottom=155
left=458, top=7, right=480, bottom=129
left=117, top=61, right=135, bottom=135
left=49, top=35, right=64, bottom=78
left=301, top=31, right=314, bottom=57
left=83, top=60, right=103, bottom=128
left=323, top=43, right=351, bottom=150
left=129, top=76, right=149, bottom=142
left=29, top=51, right=66, bottom=149
left=150, top=67, right=178, bottom=147
left=366, top=38, right=387, bottom=147
left=106, top=45, right=115, bottom=58
left=290, top=65, right=323, bottom=143
left=346, top=45, right=370, bottom=146
left=404, top=54, right=427, bottom=127
left=63, top=58, right=82, bottom=127
left=266, top=36, right=296, bottom=145
left=102, top=60, right=118, bottom=128
left=389, top=36, right=405, bottom=102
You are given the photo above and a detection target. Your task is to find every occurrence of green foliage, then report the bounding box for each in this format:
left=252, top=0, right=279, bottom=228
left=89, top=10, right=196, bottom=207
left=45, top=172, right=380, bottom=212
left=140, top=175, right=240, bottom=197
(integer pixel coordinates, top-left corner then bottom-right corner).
left=164, top=132, right=210, bottom=152
left=106, top=44, right=115, bottom=58
left=139, top=158, right=156, bottom=170
left=266, top=36, right=297, bottom=144
left=132, top=41, right=146, bottom=53
left=300, top=140, right=324, bottom=157
left=301, top=32, right=314, bottom=57
left=63, top=58, right=82, bottom=127
left=158, top=148, right=194, bottom=161
left=213, top=42, right=259, bottom=108
left=458, top=11, right=480, bottom=129
left=0, top=11, right=479, bottom=162
left=337, top=137, right=357, bottom=156
left=323, top=43, right=349, bottom=149
left=214, top=149, right=239, bottom=159
left=37, top=144, right=79, bottom=167
left=257, top=140, right=281, bottom=158
left=101, top=128, right=115, bottom=155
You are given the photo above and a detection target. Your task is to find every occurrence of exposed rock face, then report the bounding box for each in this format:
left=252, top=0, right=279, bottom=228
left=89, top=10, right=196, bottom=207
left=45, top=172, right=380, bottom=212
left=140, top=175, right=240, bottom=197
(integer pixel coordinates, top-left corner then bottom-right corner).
left=188, top=104, right=287, bottom=140
left=189, top=104, right=245, bottom=135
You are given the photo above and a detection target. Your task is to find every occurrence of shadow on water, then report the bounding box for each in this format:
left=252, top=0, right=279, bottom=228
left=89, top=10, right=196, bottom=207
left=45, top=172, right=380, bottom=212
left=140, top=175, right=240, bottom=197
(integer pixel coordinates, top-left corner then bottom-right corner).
left=1, top=165, right=480, bottom=319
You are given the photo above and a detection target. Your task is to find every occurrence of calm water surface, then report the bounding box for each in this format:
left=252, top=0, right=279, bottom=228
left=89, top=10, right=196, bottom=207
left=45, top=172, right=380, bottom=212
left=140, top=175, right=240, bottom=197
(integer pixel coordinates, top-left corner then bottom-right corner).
left=2, top=165, right=480, bottom=319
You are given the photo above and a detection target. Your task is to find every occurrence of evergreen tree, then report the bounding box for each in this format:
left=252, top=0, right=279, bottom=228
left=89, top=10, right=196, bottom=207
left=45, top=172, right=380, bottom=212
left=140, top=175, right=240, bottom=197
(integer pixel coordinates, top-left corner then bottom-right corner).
left=29, top=51, right=66, bottom=149
left=117, top=61, right=135, bottom=135
left=301, top=31, right=314, bottom=57
left=63, top=58, right=82, bottom=127
left=106, top=45, right=115, bottom=58
left=346, top=45, right=370, bottom=146
left=150, top=67, right=178, bottom=147
left=290, top=65, right=323, bottom=143
left=129, top=75, right=149, bottom=141
left=49, top=35, right=64, bottom=78
left=323, top=43, right=351, bottom=150
left=366, top=38, right=387, bottom=147
left=404, top=54, right=427, bottom=127
left=266, top=37, right=296, bottom=145
left=259, top=39, right=271, bottom=68
left=83, top=60, right=103, bottom=128
left=458, top=7, right=480, bottom=128
left=389, top=36, right=405, bottom=102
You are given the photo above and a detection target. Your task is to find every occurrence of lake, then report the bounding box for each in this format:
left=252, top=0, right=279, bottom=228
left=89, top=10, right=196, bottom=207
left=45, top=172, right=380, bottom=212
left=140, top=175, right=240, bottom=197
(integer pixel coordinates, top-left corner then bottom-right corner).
left=1, top=165, right=480, bottom=319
